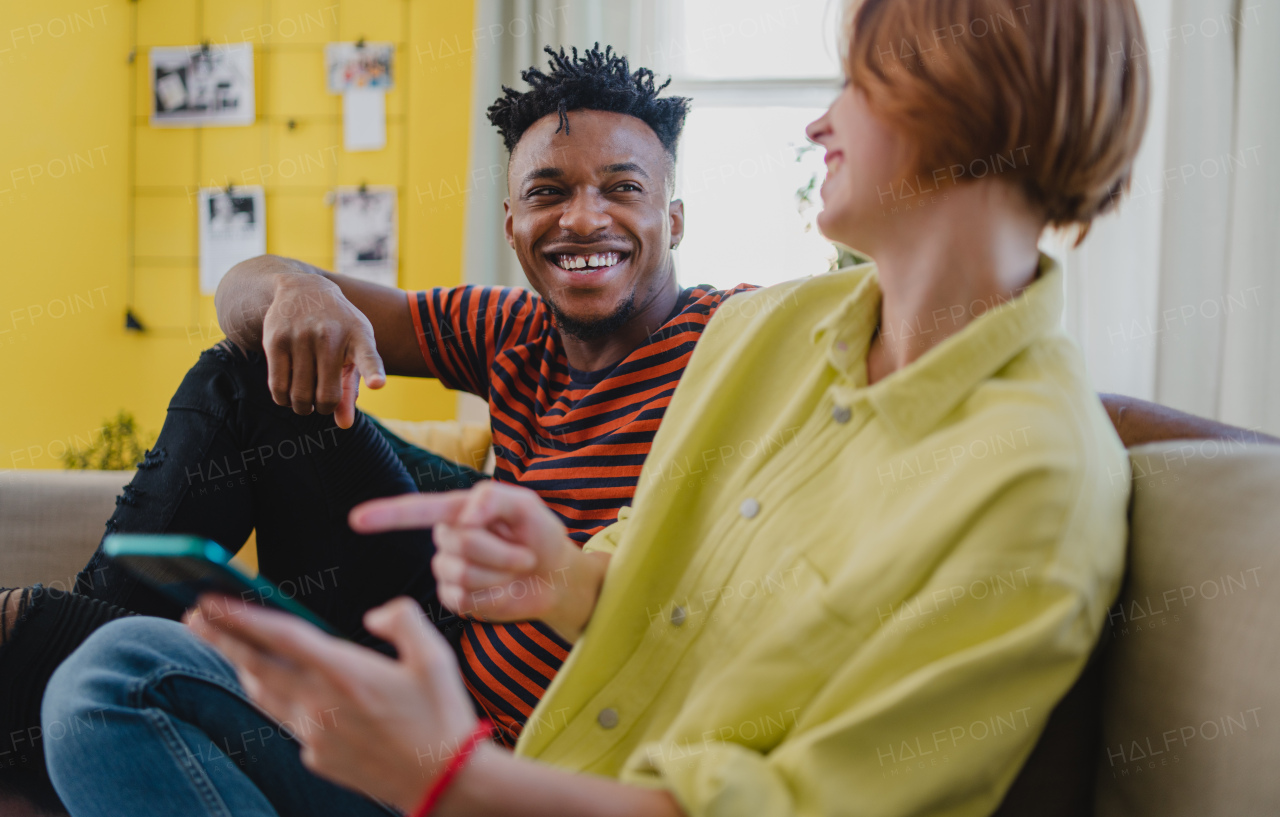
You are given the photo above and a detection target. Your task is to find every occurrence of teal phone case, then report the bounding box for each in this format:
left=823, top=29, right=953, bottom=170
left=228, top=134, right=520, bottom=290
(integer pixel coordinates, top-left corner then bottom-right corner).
left=103, top=533, right=341, bottom=636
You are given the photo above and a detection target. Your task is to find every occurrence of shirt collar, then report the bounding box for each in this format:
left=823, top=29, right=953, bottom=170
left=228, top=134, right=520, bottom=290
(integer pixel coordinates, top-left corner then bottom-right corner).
left=815, top=253, right=1064, bottom=444
left=811, top=264, right=881, bottom=363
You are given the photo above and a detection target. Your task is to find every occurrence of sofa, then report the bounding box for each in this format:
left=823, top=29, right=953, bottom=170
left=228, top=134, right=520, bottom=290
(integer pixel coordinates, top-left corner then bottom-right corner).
left=1, top=439, right=1277, bottom=815
left=0, top=418, right=492, bottom=582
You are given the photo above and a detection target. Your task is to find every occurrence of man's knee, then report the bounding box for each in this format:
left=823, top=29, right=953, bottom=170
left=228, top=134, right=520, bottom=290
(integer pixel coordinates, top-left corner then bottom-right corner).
left=167, top=343, right=266, bottom=417
left=43, top=617, right=230, bottom=725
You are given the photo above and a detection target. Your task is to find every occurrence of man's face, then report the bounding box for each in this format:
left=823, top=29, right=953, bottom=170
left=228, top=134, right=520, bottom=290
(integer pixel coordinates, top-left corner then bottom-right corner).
left=504, top=110, right=685, bottom=339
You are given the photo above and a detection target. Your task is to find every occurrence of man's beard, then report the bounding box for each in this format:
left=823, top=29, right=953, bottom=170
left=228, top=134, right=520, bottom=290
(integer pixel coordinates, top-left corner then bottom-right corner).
left=546, top=291, right=637, bottom=343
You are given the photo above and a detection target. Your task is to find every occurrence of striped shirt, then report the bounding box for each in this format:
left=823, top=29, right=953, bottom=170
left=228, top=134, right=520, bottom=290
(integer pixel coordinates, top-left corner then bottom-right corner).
left=407, top=283, right=754, bottom=744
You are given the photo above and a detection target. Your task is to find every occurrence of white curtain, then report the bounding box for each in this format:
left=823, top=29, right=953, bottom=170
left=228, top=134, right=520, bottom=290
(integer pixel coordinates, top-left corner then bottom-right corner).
left=1061, top=0, right=1280, bottom=435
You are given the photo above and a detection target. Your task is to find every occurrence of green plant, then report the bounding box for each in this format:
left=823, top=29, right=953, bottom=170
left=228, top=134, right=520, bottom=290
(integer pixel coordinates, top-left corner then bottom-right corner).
left=62, top=411, right=157, bottom=471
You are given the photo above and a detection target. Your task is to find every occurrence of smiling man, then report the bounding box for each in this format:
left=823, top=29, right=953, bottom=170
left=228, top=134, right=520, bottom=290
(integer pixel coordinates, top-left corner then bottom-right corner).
left=0, top=46, right=756, bottom=794
left=373, top=47, right=757, bottom=739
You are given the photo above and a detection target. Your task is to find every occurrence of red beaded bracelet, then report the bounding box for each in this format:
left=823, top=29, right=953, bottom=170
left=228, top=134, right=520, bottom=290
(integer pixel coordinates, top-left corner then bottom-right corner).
left=410, top=719, right=494, bottom=817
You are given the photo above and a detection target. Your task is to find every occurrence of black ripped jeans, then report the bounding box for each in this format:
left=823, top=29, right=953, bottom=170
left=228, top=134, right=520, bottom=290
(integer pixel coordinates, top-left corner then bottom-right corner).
left=0, top=342, right=484, bottom=802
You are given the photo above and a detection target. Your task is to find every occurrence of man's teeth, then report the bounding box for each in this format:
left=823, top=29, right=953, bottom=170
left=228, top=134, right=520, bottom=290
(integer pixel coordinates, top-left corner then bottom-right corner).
left=555, top=252, right=621, bottom=270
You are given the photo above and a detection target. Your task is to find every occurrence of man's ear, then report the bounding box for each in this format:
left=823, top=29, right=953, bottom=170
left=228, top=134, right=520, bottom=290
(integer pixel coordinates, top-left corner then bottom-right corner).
left=668, top=199, right=685, bottom=249
left=503, top=199, right=515, bottom=249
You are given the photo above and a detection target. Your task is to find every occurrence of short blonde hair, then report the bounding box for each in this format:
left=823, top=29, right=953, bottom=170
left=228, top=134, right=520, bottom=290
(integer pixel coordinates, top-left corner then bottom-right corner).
left=844, top=0, right=1150, bottom=238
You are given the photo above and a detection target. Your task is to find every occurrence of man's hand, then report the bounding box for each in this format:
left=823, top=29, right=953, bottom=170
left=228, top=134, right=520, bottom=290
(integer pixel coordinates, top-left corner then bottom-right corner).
left=216, top=255, right=392, bottom=429
left=259, top=272, right=387, bottom=428
left=350, top=483, right=610, bottom=643
left=186, top=595, right=477, bottom=812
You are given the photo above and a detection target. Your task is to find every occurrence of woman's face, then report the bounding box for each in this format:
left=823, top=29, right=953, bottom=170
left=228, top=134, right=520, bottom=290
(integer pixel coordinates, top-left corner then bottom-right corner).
left=805, top=82, right=911, bottom=252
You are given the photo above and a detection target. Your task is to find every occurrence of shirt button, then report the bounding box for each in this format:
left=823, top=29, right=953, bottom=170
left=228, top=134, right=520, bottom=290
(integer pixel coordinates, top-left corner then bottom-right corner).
left=739, top=498, right=760, bottom=519
left=832, top=404, right=852, bottom=424
left=671, top=605, right=687, bottom=626
left=597, top=707, right=620, bottom=729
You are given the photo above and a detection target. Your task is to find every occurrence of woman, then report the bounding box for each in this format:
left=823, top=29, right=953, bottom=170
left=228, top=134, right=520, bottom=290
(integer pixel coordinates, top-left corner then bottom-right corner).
left=42, top=1, right=1149, bottom=814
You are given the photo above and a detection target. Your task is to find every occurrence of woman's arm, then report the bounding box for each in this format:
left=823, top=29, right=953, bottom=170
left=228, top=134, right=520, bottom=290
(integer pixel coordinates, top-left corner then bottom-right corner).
left=187, top=595, right=679, bottom=816
left=440, top=744, right=680, bottom=817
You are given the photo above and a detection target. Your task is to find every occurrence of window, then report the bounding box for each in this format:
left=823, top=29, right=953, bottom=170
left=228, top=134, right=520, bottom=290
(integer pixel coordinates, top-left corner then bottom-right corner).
left=658, top=0, right=845, bottom=290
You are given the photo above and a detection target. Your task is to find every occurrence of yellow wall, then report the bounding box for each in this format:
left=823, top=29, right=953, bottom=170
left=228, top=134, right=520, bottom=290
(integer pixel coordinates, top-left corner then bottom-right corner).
left=0, top=0, right=476, bottom=469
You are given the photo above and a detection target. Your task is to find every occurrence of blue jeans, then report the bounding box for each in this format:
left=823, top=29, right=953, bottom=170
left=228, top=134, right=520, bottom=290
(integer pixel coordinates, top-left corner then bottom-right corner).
left=42, top=616, right=402, bottom=817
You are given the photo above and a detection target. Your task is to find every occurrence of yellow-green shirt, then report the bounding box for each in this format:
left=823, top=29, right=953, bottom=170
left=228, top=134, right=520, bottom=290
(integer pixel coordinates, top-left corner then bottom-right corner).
left=515, top=257, right=1129, bottom=817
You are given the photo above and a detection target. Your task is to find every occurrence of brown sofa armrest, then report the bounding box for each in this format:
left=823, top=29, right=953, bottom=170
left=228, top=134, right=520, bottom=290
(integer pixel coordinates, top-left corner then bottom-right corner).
left=1100, top=394, right=1279, bottom=449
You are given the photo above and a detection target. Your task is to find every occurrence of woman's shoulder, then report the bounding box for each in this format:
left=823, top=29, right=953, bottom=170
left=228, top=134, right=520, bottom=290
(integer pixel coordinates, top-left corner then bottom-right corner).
left=963, top=333, right=1122, bottom=460
left=702, top=263, right=878, bottom=336
left=952, top=332, right=1130, bottom=553
left=905, top=337, right=1127, bottom=607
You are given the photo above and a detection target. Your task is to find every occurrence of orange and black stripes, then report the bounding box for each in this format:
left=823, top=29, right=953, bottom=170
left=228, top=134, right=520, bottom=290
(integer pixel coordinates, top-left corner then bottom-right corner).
left=407, top=283, right=754, bottom=744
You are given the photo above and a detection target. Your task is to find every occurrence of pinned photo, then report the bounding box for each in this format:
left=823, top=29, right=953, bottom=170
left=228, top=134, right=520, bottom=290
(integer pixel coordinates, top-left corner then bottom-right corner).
left=150, top=43, right=255, bottom=127
left=199, top=186, right=266, bottom=295
left=327, top=42, right=392, bottom=151
left=325, top=42, right=394, bottom=92
left=335, top=186, right=398, bottom=288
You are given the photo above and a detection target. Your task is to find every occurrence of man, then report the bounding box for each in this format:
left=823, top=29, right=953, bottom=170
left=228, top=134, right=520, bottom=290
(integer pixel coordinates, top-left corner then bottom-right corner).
left=0, top=45, right=751, bottom=800
left=0, top=42, right=1268, bottom=809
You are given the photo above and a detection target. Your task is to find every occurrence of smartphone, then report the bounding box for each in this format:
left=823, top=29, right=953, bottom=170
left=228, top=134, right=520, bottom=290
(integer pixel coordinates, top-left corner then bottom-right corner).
left=103, top=533, right=341, bottom=636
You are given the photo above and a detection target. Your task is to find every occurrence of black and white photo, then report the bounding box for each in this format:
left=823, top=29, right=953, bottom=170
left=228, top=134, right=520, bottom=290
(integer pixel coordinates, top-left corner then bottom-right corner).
left=335, top=186, right=398, bottom=288
left=151, top=43, right=255, bottom=127
left=198, top=186, right=265, bottom=294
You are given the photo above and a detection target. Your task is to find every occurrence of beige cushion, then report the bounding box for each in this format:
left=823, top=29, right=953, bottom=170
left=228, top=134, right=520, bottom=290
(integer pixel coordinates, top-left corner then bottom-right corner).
left=1095, top=441, right=1280, bottom=816
left=374, top=418, right=492, bottom=472
left=0, top=469, right=131, bottom=589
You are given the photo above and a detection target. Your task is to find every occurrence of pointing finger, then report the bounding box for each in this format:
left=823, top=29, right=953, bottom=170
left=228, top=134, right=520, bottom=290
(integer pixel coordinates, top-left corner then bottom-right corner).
left=349, top=492, right=470, bottom=533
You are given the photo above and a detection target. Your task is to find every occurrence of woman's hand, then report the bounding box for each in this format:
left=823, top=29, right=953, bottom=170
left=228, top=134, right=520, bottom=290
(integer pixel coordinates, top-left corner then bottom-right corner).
left=350, top=482, right=611, bottom=643
left=186, top=595, right=477, bottom=811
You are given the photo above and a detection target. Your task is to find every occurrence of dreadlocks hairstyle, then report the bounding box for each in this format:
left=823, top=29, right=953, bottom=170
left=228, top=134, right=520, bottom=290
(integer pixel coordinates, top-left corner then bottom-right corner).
left=487, top=44, right=690, bottom=162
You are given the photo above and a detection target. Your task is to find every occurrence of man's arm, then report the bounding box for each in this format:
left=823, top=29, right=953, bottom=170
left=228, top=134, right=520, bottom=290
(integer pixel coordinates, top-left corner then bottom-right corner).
left=214, top=254, right=431, bottom=427
left=216, top=254, right=428, bottom=377
left=1100, top=393, right=1280, bottom=448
